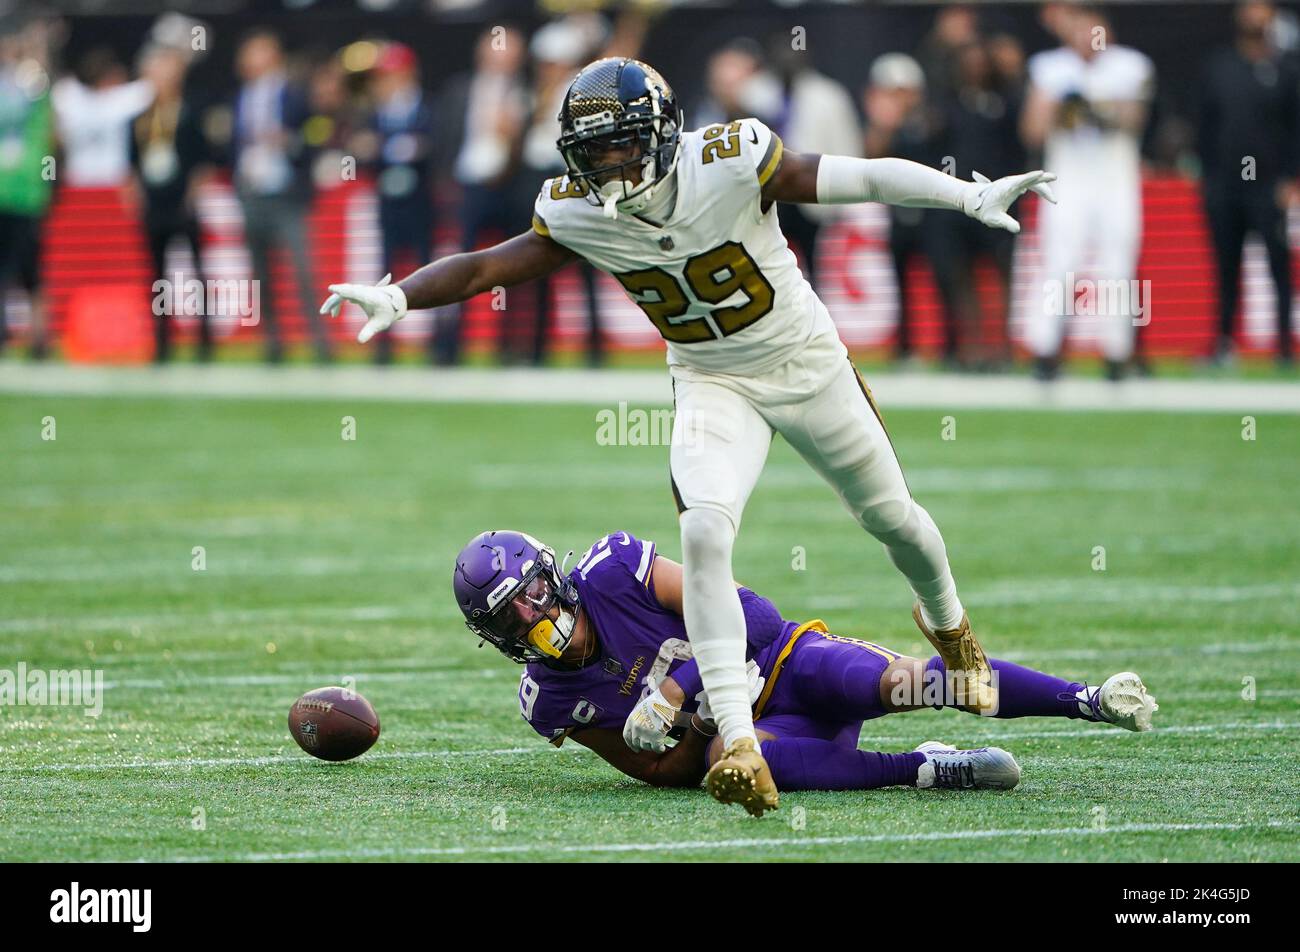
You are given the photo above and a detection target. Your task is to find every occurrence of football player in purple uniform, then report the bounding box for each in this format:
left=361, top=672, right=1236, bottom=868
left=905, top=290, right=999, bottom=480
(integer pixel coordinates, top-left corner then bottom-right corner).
left=329, top=56, right=1059, bottom=816
left=453, top=530, right=1157, bottom=796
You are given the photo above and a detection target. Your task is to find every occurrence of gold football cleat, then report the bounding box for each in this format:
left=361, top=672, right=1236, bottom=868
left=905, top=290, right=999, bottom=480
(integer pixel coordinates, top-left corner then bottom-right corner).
left=705, top=737, right=779, bottom=817
left=912, top=605, right=999, bottom=715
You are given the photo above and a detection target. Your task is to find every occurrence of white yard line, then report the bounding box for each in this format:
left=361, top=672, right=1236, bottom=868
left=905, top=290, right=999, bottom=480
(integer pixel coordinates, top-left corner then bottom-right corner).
left=129, top=819, right=1299, bottom=862
left=15, top=720, right=1295, bottom=773
left=96, top=668, right=501, bottom=690
left=3, top=362, right=1299, bottom=412
left=1164, top=688, right=1300, bottom=701
left=966, top=579, right=1300, bottom=607
left=12, top=745, right=582, bottom=772
left=0, top=557, right=440, bottom=585
left=804, top=582, right=1300, bottom=616
left=4, top=576, right=1297, bottom=637
left=1000, top=640, right=1300, bottom=661
left=0, top=604, right=421, bottom=634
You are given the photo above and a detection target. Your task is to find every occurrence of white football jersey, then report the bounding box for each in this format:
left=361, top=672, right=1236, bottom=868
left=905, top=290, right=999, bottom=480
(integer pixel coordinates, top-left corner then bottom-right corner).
left=533, top=117, right=822, bottom=375
left=1027, top=45, right=1154, bottom=177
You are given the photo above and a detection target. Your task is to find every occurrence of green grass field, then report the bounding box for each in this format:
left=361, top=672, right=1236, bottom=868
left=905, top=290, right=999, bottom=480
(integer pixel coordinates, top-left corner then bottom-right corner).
left=2, top=389, right=1297, bottom=862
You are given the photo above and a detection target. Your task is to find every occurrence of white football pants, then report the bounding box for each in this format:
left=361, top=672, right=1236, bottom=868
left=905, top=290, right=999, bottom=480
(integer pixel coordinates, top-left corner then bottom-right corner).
left=1028, top=154, right=1143, bottom=363
left=670, top=319, right=963, bottom=749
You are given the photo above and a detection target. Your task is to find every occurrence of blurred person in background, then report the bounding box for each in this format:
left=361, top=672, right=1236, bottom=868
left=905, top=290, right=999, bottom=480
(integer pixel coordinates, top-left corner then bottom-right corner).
left=696, top=37, right=862, bottom=293
left=925, top=36, right=1027, bottom=370
left=305, top=53, right=368, bottom=178
left=1199, top=0, right=1298, bottom=368
left=917, top=4, right=980, bottom=98
left=1022, top=4, right=1154, bottom=381
left=987, top=31, right=1027, bottom=89
left=434, top=25, right=527, bottom=366
left=231, top=29, right=328, bottom=364
left=365, top=41, right=435, bottom=365
left=521, top=18, right=603, bottom=366
left=51, top=46, right=154, bottom=187
left=130, top=43, right=213, bottom=363
left=693, top=38, right=770, bottom=129
left=764, top=39, right=862, bottom=288
left=863, top=53, right=934, bottom=364
left=0, top=18, right=55, bottom=359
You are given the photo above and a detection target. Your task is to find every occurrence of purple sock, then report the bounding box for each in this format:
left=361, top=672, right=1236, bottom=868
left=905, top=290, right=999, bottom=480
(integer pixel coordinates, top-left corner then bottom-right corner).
left=926, top=655, right=1095, bottom=720
left=761, top=737, right=925, bottom=790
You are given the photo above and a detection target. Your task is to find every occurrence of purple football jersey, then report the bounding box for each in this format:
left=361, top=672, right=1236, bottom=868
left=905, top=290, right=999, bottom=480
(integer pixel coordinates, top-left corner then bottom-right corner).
left=518, top=531, right=796, bottom=745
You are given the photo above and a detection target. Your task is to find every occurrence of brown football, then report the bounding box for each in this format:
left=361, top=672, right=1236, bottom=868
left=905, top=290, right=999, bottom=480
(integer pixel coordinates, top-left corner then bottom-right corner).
left=288, top=686, right=381, bottom=761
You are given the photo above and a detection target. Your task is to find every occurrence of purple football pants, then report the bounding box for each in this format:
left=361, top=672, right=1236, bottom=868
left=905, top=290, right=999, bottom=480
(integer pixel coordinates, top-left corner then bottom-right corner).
left=743, top=631, right=1089, bottom=791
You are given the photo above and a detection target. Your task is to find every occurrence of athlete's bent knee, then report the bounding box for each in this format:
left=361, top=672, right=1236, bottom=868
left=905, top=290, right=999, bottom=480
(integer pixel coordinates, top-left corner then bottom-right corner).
left=679, top=507, right=735, bottom=563
left=857, top=496, right=914, bottom=541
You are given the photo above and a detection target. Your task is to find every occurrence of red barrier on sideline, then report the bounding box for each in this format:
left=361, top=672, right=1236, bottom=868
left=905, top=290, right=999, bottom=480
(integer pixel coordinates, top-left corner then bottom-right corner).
left=29, top=172, right=1297, bottom=361
left=62, top=285, right=154, bottom=364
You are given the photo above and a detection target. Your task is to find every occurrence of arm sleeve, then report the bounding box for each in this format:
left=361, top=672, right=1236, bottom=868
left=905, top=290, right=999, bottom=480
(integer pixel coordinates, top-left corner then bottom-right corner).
left=816, top=153, right=971, bottom=212
left=669, top=587, right=786, bottom=700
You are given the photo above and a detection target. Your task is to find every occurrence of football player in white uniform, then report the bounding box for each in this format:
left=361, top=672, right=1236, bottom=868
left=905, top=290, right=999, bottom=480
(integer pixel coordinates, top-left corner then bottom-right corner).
left=322, top=57, right=1056, bottom=817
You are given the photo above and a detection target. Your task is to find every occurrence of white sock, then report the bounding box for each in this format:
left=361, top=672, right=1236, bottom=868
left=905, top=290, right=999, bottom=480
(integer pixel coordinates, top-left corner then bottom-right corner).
left=679, top=508, right=757, bottom=749
left=916, top=582, right=964, bottom=633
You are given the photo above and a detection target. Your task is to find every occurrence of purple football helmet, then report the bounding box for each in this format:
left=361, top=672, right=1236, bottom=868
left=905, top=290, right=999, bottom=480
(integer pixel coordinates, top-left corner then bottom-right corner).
left=453, top=530, right=580, bottom=663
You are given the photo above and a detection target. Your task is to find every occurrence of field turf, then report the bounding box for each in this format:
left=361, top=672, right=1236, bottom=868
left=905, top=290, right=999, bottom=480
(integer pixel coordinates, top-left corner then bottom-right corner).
left=1, top=390, right=1297, bottom=861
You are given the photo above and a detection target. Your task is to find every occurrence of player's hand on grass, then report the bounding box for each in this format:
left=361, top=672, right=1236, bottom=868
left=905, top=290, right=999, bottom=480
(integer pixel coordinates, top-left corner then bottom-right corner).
left=961, top=170, right=1058, bottom=234
left=623, top=686, right=681, bottom=752
left=694, top=660, right=767, bottom=731
left=319, top=273, right=408, bottom=343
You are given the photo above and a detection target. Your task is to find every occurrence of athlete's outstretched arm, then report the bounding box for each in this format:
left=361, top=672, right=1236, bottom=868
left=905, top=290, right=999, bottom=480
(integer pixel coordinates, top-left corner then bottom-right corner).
left=647, top=554, right=745, bottom=616
left=320, top=229, right=577, bottom=343
left=569, top=723, right=712, bottom=788
left=761, top=149, right=1058, bottom=234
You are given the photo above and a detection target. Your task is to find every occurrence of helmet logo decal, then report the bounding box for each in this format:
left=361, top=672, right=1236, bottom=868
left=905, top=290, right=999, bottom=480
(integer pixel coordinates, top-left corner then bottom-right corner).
left=574, top=111, right=616, bottom=134
left=485, top=576, right=519, bottom=610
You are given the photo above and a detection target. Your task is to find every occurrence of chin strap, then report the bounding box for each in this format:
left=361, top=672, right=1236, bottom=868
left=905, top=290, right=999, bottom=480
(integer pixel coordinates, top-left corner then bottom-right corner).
left=602, top=193, right=619, bottom=219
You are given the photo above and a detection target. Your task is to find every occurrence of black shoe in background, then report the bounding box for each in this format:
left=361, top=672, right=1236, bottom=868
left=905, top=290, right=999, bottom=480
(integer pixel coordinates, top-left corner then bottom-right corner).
left=1033, top=356, right=1059, bottom=381
left=1211, top=335, right=1236, bottom=367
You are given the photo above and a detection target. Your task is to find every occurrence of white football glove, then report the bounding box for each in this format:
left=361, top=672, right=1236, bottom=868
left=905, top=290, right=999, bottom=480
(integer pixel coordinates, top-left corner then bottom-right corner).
left=960, top=170, right=1058, bottom=234
left=623, top=687, right=681, bottom=753
left=695, top=659, right=766, bottom=727
left=319, top=273, right=408, bottom=344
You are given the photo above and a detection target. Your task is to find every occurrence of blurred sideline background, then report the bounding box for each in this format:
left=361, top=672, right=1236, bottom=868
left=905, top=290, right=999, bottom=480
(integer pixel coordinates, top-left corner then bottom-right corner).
left=1, top=0, right=1299, bottom=380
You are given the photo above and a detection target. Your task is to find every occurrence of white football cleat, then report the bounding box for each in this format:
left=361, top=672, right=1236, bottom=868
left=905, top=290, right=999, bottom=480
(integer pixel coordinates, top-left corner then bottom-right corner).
left=1096, top=672, right=1158, bottom=732
left=914, top=740, right=1021, bottom=791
